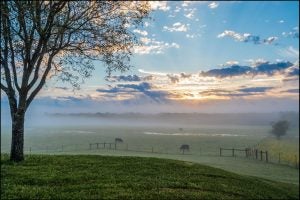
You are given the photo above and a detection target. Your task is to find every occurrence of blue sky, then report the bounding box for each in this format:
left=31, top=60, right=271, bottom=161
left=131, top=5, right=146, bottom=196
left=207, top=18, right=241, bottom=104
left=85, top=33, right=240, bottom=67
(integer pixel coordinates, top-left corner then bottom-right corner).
left=1, top=1, right=299, bottom=115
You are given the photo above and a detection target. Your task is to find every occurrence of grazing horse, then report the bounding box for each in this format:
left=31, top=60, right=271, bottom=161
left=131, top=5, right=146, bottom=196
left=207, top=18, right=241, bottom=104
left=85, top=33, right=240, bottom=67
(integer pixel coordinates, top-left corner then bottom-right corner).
left=115, top=138, right=123, bottom=143
left=180, top=144, right=189, bottom=154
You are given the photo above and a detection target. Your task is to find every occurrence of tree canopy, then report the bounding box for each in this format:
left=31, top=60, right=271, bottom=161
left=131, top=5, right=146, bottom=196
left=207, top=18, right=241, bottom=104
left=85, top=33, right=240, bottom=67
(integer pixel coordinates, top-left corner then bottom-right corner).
left=0, top=1, right=150, bottom=162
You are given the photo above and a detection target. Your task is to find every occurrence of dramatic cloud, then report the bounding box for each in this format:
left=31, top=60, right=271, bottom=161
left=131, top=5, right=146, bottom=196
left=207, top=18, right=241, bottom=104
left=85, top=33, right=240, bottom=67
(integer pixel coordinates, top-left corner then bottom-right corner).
left=208, top=2, right=219, bottom=9
left=200, top=61, right=294, bottom=78
left=200, top=65, right=253, bottom=78
left=163, top=22, right=189, bottom=32
left=217, top=30, right=278, bottom=45
left=97, top=82, right=169, bottom=103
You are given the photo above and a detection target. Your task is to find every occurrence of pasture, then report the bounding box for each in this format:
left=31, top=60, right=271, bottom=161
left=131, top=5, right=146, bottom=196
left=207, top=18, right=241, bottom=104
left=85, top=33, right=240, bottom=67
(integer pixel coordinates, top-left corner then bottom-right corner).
left=1, top=155, right=299, bottom=199
left=1, top=125, right=299, bottom=185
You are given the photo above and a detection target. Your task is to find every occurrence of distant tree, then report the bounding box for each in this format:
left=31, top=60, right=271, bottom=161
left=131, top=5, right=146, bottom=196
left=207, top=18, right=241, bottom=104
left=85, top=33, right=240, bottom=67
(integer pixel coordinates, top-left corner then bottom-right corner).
left=271, top=120, right=290, bottom=140
left=180, top=144, right=189, bottom=154
left=0, top=1, right=150, bottom=162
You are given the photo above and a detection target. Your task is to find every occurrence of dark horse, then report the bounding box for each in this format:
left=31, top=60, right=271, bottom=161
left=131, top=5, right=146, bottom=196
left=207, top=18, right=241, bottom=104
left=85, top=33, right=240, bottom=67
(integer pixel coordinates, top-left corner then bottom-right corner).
left=180, top=144, right=189, bottom=154
left=115, top=138, right=123, bottom=143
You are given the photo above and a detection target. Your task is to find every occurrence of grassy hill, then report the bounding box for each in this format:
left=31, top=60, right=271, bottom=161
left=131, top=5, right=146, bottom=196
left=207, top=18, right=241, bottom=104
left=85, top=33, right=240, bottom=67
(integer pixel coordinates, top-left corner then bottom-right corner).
left=1, top=155, right=299, bottom=199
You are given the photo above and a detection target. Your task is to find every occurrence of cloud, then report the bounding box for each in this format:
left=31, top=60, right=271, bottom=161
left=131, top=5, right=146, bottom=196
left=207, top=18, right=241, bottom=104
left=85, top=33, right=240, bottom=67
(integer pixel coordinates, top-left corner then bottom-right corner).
left=277, top=46, right=299, bottom=59
left=283, top=89, right=299, bottom=94
left=221, top=61, right=239, bottom=66
left=263, top=37, right=278, bottom=44
left=200, top=65, right=253, bottom=78
left=163, top=22, right=189, bottom=32
left=117, top=82, right=168, bottom=102
left=182, top=1, right=193, bottom=7
left=200, top=61, right=294, bottom=78
left=55, top=86, right=68, bottom=90
left=217, top=30, right=278, bottom=45
left=282, top=27, right=299, bottom=38
left=199, top=87, right=274, bottom=98
left=238, top=86, right=274, bottom=93
left=184, top=8, right=196, bottom=19
left=106, top=75, right=141, bottom=82
left=134, top=37, right=180, bottom=54
left=167, top=74, right=180, bottom=84
left=208, top=2, right=219, bottom=9
left=278, top=20, right=285, bottom=24
left=149, top=1, right=170, bottom=11
left=245, top=58, right=268, bottom=67
left=133, top=29, right=148, bottom=36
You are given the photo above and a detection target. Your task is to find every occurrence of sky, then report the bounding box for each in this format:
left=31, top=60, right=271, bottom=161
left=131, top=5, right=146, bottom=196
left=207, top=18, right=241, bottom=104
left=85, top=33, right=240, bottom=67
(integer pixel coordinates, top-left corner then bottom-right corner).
left=1, top=1, right=299, bottom=115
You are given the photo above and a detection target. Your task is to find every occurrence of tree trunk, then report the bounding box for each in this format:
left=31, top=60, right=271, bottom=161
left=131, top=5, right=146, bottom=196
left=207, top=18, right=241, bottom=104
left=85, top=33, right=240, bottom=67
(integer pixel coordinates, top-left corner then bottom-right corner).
left=10, top=111, right=25, bottom=162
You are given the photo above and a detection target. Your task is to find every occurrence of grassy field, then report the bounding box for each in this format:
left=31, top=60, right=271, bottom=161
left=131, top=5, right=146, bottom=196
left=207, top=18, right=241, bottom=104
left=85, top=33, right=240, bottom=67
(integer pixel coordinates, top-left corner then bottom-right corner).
left=1, top=155, right=299, bottom=200
left=1, top=125, right=299, bottom=185
left=257, top=137, right=299, bottom=165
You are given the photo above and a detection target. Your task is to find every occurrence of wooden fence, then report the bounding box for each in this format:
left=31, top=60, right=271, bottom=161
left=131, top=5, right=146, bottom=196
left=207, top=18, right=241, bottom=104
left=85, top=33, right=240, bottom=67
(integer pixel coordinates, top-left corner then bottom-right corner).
left=220, top=148, right=269, bottom=162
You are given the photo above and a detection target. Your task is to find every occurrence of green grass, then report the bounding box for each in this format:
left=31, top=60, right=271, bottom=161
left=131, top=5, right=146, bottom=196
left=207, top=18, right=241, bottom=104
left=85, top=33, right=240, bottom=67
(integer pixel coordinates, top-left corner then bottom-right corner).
left=1, top=155, right=299, bottom=199
left=257, top=137, right=299, bottom=165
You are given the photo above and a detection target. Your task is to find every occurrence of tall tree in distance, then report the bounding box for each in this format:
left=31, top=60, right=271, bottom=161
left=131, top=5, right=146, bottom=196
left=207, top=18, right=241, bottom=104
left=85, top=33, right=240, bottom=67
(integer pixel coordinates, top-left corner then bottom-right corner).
left=0, top=1, right=150, bottom=162
left=271, top=120, right=290, bottom=140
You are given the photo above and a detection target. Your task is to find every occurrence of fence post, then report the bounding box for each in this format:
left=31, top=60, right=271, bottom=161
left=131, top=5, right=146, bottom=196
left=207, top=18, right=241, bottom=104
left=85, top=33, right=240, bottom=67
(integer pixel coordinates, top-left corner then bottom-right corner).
left=232, top=148, right=235, bottom=157
left=109, top=143, right=112, bottom=149
left=255, top=149, right=258, bottom=159
left=220, top=148, right=222, bottom=157
left=266, top=151, right=268, bottom=162
left=260, top=150, right=263, bottom=161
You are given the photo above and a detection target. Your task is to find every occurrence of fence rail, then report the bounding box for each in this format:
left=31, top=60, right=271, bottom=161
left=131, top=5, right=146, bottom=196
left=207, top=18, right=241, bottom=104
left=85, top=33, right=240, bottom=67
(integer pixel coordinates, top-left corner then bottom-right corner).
left=1, top=142, right=299, bottom=169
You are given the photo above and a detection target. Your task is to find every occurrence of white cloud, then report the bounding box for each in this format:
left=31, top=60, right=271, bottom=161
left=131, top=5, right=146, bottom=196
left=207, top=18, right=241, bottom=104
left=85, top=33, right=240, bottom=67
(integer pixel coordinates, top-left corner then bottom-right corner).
left=134, top=37, right=180, bottom=55
left=264, top=36, right=278, bottom=44
left=174, top=6, right=181, bottom=12
left=277, top=46, right=299, bottom=59
left=278, top=20, right=284, bottom=24
left=245, top=58, right=268, bottom=67
left=133, top=29, right=148, bottom=36
left=149, top=1, right=170, bottom=11
left=217, top=30, right=249, bottom=41
left=182, top=1, right=193, bottom=7
left=208, top=2, right=219, bottom=9
left=163, top=22, right=188, bottom=32
left=218, top=30, right=278, bottom=45
left=144, top=22, right=150, bottom=27
left=184, top=8, right=196, bottom=19
left=223, top=61, right=239, bottom=66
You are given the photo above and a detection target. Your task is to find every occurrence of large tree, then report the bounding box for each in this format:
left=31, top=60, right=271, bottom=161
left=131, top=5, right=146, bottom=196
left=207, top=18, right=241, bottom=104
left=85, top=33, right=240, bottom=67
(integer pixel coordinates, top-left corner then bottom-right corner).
left=0, top=1, right=150, bottom=162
